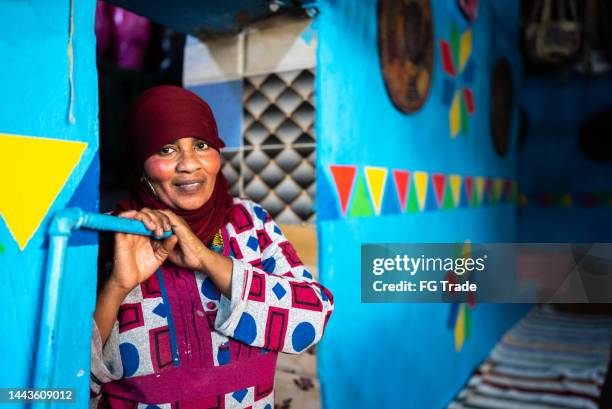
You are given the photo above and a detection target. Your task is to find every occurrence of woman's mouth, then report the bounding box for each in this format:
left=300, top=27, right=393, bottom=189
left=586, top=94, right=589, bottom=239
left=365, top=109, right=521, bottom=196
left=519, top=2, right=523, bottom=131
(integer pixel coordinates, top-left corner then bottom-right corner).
left=173, top=180, right=204, bottom=193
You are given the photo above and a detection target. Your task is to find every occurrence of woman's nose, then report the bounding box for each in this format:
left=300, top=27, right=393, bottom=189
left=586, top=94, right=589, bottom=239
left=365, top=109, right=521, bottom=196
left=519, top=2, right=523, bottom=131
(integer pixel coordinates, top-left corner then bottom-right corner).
left=176, top=150, right=202, bottom=172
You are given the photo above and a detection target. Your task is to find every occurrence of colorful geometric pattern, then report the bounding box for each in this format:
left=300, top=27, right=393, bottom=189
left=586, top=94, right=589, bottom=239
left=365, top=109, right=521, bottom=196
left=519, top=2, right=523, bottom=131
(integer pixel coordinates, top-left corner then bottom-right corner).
left=320, top=164, right=517, bottom=220
left=440, top=23, right=476, bottom=138
left=446, top=242, right=476, bottom=352
left=518, top=191, right=612, bottom=208
left=92, top=198, right=334, bottom=408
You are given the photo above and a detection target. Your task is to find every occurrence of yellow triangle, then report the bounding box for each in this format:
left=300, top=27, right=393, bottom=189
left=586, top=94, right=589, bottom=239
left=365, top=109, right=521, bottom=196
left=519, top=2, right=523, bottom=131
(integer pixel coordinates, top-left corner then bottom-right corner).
left=0, top=133, right=87, bottom=250
left=364, top=166, right=387, bottom=215
left=414, top=171, right=428, bottom=211
left=459, top=29, right=472, bottom=72
left=461, top=240, right=471, bottom=259
left=561, top=193, right=573, bottom=207
left=450, top=92, right=461, bottom=138
left=454, top=304, right=466, bottom=352
left=494, top=178, right=504, bottom=202
left=449, top=174, right=462, bottom=207
left=475, top=176, right=485, bottom=206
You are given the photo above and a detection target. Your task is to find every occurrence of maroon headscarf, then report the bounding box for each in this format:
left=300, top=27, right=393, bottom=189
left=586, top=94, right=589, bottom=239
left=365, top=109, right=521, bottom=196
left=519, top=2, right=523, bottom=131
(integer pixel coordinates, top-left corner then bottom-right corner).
left=116, top=85, right=234, bottom=244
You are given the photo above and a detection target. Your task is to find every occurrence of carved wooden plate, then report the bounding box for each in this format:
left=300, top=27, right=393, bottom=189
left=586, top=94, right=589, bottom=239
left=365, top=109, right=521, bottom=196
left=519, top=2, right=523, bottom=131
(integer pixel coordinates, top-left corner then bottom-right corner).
left=491, top=58, right=513, bottom=157
left=378, top=0, right=433, bottom=113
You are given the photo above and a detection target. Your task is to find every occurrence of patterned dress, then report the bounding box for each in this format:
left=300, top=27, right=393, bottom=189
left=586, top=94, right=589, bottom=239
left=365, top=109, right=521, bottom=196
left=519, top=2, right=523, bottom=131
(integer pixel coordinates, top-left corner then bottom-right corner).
left=90, top=198, right=334, bottom=408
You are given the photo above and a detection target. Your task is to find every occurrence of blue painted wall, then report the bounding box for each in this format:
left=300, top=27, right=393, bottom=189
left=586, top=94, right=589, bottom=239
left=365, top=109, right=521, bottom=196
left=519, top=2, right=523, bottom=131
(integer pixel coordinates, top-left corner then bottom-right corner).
left=518, top=73, right=612, bottom=243
left=0, top=1, right=99, bottom=407
left=315, top=1, right=529, bottom=407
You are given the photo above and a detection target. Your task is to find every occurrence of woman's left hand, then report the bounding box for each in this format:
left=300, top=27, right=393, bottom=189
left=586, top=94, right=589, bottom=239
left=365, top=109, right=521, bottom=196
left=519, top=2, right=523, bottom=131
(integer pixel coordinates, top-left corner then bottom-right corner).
left=157, top=209, right=209, bottom=271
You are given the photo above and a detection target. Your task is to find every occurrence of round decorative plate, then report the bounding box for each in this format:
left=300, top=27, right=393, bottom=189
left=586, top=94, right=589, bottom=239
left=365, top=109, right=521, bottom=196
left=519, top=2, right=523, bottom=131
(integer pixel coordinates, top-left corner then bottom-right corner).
left=378, top=0, right=434, bottom=113
left=490, top=58, right=513, bottom=157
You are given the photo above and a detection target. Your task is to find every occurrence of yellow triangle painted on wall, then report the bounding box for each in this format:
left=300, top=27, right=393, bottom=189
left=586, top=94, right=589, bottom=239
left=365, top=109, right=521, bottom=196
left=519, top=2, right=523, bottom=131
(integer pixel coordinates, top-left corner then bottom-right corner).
left=454, top=303, right=466, bottom=352
left=494, top=178, right=504, bottom=203
left=450, top=92, right=461, bottom=138
left=459, top=29, right=472, bottom=72
left=449, top=174, right=462, bottom=207
left=0, top=133, right=87, bottom=250
left=475, top=176, right=485, bottom=206
left=364, top=166, right=387, bottom=215
left=413, top=171, right=428, bottom=211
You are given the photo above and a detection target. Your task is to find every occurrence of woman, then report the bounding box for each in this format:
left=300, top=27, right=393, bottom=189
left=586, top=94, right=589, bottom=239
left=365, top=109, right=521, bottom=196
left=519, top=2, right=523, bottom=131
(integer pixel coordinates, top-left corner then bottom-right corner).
left=91, top=85, right=334, bottom=408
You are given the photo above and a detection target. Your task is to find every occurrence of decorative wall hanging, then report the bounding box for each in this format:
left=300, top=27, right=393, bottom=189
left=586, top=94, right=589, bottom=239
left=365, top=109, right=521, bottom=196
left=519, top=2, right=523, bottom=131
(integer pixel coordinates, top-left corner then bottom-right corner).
left=319, top=164, right=517, bottom=220
left=490, top=58, right=513, bottom=157
left=378, top=0, right=434, bottom=113
left=518, top=191, right=612, bottom=208
left=458, top=0, right=479, bottom=22
left=525, top=0, right=581, bottom=64
left=440, top=23, right=476, bottom=138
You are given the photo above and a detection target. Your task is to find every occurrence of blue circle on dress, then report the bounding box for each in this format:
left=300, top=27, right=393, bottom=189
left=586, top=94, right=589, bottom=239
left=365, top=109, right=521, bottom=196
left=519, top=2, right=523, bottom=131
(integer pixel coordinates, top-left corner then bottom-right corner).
left=292, top=322, right=315, bottom=352
left=119, top=342, right=139, bottom=377
left=234, top=312, right=257, bottom=344
left=201, top=277, right=220, bottom=300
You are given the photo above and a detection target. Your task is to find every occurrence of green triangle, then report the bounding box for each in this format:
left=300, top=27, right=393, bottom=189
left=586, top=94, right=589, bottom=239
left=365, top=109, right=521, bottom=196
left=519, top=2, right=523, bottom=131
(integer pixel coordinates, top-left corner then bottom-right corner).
left=0, top=242, right=4, bottom=253
left=442, top=183, right=455, bottom=210
left=407, top=177, right=420, bottom=213
left=471, top=185, right=479, bottom=207
left=460, top=95, right=469, bottom=137
left=490, top=186, right=498, bottom=205
left=348, top=174, right=374, bottom=218
left=596, top=191, right=608, bottom=205
left=450, top=24, right=460, bottom=72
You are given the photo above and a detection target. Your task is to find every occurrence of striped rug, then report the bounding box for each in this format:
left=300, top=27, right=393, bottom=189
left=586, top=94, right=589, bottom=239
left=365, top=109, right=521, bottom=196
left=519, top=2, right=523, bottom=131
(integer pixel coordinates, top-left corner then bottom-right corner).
left=448, top=307, right=612, bottom=409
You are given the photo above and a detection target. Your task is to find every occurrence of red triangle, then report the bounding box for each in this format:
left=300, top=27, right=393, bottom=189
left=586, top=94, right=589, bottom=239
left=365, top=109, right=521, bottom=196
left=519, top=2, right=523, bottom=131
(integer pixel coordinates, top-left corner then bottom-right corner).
left=462, top=88, right=475, bottom=114
left=392, top=169, right=410, bottom=211
left=464, top=176, right=474, bottom=205
left=440, top=40, right=456, bottom=76
left=485, top=178, right=494, bottom=201
left=329, top=165, right=357, bottom=215
left=432, top=173, right=447, bottom=208
left=503, top=179, right=513, bottom=202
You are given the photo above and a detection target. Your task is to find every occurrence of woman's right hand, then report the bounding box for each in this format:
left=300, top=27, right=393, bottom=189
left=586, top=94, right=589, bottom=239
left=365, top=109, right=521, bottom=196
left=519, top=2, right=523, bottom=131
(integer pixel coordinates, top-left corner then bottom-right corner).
left=109, top=209, right=178, bottom=293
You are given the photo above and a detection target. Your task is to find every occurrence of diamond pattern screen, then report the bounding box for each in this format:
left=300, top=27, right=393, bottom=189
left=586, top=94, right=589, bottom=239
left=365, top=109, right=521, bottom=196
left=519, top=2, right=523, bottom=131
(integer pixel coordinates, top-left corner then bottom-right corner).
left=222, top=69, right=316, bottom=224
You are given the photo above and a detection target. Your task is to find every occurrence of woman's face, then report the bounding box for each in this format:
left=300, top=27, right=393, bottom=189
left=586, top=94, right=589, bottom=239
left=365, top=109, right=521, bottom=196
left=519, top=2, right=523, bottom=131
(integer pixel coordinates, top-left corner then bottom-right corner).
left=143, top=137, right=221, bottom=211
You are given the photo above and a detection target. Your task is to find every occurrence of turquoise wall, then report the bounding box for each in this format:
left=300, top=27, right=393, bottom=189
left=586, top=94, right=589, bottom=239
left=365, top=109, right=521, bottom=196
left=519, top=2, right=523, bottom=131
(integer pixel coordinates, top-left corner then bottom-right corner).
left=315, top=1, right=530, bottom=407
left=0, top=1, right=99, bottom=407
left=518, top=73, right=612, bottom=243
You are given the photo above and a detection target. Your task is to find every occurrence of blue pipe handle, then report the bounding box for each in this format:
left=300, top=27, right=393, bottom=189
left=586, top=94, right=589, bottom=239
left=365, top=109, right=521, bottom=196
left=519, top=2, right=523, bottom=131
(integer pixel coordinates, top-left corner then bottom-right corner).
left=34, top=208, right=173, bottom=391
left=80, top=211, right=173, bottom=239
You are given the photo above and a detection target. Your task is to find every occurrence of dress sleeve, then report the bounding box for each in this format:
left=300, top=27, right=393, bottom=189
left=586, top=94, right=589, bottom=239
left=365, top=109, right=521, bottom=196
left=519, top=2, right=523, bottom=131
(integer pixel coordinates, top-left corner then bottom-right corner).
left=214, top=207, right=334, bottom=354
left=90, top=319, right=123, bottom=396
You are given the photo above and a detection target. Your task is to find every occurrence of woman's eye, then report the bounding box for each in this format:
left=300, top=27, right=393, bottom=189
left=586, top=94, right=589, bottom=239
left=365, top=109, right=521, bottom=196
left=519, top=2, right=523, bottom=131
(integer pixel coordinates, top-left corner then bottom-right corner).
left=195, top=141, right=210, bottom=150
left=159, top=146, right=175, bottom=155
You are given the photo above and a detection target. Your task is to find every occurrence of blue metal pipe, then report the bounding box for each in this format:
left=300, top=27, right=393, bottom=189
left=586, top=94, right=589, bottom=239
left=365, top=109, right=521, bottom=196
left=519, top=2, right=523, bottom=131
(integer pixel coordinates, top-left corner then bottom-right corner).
left=33, top=208, right=172, bottom=393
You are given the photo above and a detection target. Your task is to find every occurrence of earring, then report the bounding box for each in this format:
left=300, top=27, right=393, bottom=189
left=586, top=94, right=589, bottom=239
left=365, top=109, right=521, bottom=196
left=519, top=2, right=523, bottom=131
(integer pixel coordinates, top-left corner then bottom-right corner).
left=140, top=175, right=159, bottom=199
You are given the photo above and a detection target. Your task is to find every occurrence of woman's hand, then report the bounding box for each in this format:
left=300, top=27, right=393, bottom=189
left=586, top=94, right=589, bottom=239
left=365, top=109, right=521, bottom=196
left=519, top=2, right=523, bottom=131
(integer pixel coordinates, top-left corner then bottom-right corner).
left=109, top=209, right=178, bottom=293
left=156, top=209, right=209, bottom=271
